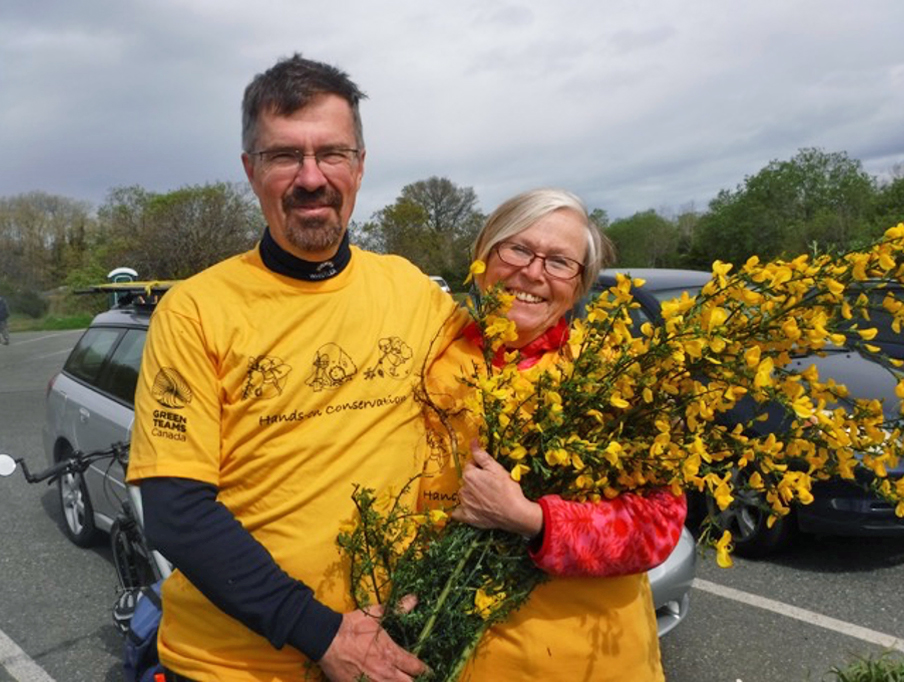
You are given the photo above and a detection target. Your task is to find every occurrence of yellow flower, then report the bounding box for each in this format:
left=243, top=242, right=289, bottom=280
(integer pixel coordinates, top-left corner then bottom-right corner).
left=507, top=445, right=527, bottom=461
left=824, top=278, right=845, bottom=296
left=712, top=261, right=733, bottom=277
left=472, top=587, right=507, bottom=619
left=485, top=315, right=518, bottom=349
left=782, top=317, right=801, bottom=340
left=848, top=252, right=870, bottom=280
left=603, top=441, right=623, bottom=465
left=510, top=464, right=530, bottom=482
left=744, top=346, right=761, bottom=368
left=464, top=260, right=486, bottom=284
left=684, top=338, right=705, bottom=358
left=748, top=471, right=765, bottom=490
left=682, top=453, right=701, bottom=478
left=545, top=448, right=570, bottom=467
left=715, top=530, right=734, bottom=568
left=791, top=395, right=814, bottom=419
left=754, top=357, right=775, bottom=388
left=704, top=306, right=728, bottom=332
left=609, top=394, right=630, bottom=409
left=713, top=479, right=734, bottom=510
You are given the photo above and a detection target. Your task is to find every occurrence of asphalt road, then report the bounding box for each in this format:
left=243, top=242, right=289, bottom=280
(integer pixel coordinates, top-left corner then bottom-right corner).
left=0, top=330, right=902, bottom=682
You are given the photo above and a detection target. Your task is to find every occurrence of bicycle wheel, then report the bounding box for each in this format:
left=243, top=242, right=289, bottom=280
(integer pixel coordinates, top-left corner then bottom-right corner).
left=110, top=520, right=158, bottom=590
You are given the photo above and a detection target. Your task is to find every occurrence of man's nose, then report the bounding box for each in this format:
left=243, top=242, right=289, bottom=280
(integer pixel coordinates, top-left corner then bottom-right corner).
left=292, top=157, right=328, bottom=191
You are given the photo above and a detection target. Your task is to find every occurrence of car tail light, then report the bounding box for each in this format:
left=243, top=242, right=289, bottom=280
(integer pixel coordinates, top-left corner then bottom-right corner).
left=46, top=373, right=58, bottom=399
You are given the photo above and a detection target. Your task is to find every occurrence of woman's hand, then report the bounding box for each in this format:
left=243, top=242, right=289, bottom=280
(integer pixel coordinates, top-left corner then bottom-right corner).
left=450, top=441, right=544, bottom=538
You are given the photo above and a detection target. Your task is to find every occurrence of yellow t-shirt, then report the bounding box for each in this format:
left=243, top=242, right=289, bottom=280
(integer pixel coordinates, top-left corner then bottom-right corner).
left=128, top=245, right=461, bottom=681
left=421, top=335, right=665, bottom=682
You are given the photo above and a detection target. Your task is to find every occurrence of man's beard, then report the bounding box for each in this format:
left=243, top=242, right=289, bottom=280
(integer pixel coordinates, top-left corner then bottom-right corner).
left=282, top=186, right=345, bottom=255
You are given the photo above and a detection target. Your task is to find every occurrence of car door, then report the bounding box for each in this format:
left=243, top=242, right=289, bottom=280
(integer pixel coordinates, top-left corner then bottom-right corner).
left=60, top=326, right=146, bottom=529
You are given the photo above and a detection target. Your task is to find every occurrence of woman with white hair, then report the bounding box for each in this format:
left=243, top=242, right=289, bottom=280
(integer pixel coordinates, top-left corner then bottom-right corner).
left=421, top=188, right=687, bottom=681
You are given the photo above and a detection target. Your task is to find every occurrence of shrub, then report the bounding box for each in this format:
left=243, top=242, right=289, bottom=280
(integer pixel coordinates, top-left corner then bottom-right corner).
left=9, top=290, right=49, bottom=319
left=826, top=652, right=904, bottom=682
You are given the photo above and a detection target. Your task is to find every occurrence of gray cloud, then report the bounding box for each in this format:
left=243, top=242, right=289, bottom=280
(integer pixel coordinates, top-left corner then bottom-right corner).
left=2, top=0, right=903, bottom=223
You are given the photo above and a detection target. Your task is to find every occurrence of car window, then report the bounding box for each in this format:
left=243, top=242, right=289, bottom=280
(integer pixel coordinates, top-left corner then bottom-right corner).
left=97, top=328, right=147, bottom=406
left=64, top=327, right=124, bottom=386
left=651, top=287, right=704, bottom=304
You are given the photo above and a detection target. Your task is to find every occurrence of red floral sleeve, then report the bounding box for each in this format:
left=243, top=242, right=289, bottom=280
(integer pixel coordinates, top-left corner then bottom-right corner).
left=529, top=489, right=687, bottom=577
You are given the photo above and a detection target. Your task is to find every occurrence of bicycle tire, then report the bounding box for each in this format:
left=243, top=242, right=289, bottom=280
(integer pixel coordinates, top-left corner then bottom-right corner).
left=110, top=519, right=158, bottom=590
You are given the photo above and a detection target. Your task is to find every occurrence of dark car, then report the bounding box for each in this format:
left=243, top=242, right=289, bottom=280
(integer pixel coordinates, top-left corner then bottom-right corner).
left=589, top=268, right=904, bottom=557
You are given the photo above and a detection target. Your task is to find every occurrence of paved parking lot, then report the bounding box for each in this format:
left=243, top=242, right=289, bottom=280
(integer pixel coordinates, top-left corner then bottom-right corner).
left=1, top=330, right=902, bottom=681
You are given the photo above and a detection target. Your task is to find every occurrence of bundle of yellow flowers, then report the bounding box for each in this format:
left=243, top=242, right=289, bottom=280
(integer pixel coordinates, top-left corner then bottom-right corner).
left=338, top=224, right=904, bottom=681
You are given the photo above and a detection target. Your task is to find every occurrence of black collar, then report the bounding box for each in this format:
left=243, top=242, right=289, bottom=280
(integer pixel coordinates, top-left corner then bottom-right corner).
left=259, top=227, right=351, bottom=281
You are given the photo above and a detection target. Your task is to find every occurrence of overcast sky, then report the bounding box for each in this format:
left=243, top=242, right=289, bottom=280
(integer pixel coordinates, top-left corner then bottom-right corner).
left=2, top=0, right=903, bottom=223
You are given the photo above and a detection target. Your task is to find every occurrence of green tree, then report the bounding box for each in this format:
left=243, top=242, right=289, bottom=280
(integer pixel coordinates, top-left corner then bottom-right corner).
left=96, top=182, right=263, bottom=280
left=589, top=208, right=609, bottom=231
left=606, top=210, right=681, bottom=268
left=0, top=191, right=94, bottom=291
left=688, top=148, right=875, bottom=268
left=871, top=172, right=904, bottom=237
left=361, top=177, right=484, bottom=289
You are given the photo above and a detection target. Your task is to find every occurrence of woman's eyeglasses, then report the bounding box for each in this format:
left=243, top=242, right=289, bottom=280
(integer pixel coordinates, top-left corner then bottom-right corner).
left=494, top=242, right=584, bottom=280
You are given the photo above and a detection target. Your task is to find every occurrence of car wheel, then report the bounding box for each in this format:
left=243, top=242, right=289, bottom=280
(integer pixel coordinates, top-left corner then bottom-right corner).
left=705, top=469, right=796, bottom=558
left=57, top=447, right=100, bottom=547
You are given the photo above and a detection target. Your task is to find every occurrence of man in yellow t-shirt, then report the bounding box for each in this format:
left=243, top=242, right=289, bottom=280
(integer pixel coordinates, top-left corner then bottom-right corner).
left=127, top=55, right=460, bottom=682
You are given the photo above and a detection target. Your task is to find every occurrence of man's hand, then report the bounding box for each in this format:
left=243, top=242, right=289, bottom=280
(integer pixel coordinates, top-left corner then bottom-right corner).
left=318, top=599, right=426, bottom=682
left=451, top=442, right=543, bottom=538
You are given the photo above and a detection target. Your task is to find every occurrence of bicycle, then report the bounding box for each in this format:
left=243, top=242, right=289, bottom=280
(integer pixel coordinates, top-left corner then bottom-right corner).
left=0, top=442, right=171, bottom=632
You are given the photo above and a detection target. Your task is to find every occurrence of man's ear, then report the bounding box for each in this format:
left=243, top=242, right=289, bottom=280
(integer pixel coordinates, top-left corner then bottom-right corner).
left=241, top=152, right=256, bottom=186
left=354, top=148, right=366, bottom=192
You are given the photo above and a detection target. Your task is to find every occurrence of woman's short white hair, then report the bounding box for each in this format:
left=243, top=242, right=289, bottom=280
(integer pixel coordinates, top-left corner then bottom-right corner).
left=473, top=188, right=615, bottom=298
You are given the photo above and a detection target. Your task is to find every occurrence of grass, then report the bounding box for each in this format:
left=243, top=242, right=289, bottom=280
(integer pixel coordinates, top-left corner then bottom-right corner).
left=8, top=313, right=93, bottom=332
left=825, top=653, right=904, bottom=682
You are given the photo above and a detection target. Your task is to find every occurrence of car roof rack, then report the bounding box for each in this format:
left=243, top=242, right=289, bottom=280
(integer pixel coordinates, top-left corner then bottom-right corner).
left=76, top=281, right=179, bottom=312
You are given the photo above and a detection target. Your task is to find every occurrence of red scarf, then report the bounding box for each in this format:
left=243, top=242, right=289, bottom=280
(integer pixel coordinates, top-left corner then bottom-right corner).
left=462, top=317, right=571, bottom=370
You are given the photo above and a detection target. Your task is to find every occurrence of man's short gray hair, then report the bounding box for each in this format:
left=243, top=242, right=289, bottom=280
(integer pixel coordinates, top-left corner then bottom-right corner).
left=241, top=54, right=367, bottom=153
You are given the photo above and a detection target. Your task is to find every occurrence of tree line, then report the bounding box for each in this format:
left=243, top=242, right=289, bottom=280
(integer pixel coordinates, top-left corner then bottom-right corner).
left=1, top=147, right=903, bottom=317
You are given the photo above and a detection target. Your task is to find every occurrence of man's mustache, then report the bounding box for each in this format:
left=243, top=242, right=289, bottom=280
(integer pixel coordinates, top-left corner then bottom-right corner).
left=283, top=187, right=342, bottom=211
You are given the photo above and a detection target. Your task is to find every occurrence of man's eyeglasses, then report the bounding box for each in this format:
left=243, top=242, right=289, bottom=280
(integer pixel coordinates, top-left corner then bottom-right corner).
left=249, top=147, right=360, bottom=175
left=493, top=242, right=584, bottom=280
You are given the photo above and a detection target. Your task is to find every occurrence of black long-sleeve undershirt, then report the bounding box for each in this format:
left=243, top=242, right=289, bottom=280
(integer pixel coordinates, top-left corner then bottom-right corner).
left=140, top=477, right=342, bottom=661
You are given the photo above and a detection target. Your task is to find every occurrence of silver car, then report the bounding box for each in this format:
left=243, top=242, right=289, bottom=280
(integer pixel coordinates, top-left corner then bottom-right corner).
left=42, top=303, right=149, bottom=546
left=43, top=290, right=696, bottom=636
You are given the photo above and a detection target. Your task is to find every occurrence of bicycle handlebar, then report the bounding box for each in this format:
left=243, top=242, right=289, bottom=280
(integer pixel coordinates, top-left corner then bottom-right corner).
left=16, top=442, right=130, bottom=485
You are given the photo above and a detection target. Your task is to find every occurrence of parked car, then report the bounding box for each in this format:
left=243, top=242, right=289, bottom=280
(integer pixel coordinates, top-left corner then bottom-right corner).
left=649, top=525, right=695, bottom=636
left=42, top=281, right=695, bottom=637
left=429, top=275, right=452, bottom=293
left=589, top=268, right=904, bottom=557
left=42, top=287, right=166, bottom=547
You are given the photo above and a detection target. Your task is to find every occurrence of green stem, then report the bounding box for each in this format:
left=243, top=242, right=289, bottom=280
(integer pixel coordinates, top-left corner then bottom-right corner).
left=444, top=619, right=491, bottom=681
left=411, top=531, right=480, bottom=656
